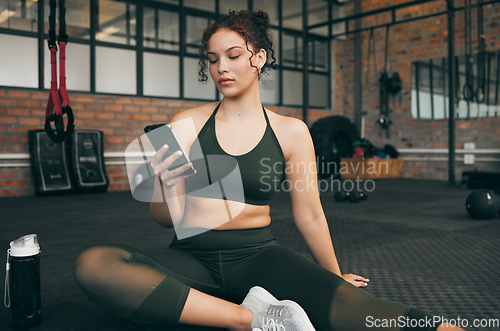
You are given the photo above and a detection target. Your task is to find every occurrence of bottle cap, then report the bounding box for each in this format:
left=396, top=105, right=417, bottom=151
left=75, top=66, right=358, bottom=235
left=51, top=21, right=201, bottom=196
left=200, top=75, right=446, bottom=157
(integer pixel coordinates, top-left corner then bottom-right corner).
left=9, top=234, right=41, bottom=257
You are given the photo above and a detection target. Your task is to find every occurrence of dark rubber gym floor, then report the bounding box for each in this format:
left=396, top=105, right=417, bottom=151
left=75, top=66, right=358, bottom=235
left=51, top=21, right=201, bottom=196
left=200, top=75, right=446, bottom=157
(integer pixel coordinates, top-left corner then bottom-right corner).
left=1, top=179, right=499, bottom=331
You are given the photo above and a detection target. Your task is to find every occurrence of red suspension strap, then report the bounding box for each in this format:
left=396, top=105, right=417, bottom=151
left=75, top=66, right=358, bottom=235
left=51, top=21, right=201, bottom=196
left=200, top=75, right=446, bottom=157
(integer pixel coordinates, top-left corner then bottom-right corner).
left=45, top=0, right=74, bottom=143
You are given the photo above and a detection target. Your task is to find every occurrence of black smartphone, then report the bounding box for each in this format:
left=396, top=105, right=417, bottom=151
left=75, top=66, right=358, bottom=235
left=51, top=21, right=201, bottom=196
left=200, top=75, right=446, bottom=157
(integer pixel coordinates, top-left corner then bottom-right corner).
left=144, top=123, right=195, bottom=176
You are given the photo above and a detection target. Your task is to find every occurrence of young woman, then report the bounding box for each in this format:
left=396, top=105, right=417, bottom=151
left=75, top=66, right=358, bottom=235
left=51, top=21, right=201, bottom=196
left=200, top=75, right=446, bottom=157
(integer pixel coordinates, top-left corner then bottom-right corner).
left=76, top=9, right=464, bottom=331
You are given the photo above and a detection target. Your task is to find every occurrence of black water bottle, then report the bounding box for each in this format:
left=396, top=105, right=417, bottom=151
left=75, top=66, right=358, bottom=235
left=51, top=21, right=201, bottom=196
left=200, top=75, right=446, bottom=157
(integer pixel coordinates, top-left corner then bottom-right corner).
left=4, top=234, right=41, bottom=329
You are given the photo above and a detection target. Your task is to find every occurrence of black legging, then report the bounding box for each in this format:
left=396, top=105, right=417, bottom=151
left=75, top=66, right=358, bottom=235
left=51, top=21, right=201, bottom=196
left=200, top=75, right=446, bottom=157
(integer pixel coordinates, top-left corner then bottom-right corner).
left=75, top=226, right=437, bottom=330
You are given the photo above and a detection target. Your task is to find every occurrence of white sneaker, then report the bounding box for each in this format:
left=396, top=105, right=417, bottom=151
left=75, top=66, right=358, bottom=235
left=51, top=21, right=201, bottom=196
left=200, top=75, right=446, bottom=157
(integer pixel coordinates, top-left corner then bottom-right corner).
left=241, top=286, right=315, bottom=331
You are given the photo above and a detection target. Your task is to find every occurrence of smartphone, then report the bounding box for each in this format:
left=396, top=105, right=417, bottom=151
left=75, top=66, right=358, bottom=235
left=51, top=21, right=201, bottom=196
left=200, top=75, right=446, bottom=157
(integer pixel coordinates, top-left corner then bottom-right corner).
left=144, top=123, right=195, bottom=176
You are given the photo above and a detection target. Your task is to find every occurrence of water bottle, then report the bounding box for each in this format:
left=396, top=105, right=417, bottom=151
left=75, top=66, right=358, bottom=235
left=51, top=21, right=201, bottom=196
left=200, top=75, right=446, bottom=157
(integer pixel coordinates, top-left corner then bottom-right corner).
left=4, top=234, right=41, bottom=329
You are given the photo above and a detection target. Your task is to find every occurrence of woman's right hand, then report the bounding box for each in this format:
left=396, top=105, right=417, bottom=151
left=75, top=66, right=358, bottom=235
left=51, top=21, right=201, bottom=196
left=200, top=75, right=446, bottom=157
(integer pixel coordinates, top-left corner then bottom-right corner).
left=150, top=144, right=196, bottom=189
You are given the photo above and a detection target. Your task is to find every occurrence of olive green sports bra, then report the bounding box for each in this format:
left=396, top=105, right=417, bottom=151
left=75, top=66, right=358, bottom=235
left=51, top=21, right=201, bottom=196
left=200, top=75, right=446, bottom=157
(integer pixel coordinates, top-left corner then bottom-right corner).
left=184, top=103, right=286, bottom=206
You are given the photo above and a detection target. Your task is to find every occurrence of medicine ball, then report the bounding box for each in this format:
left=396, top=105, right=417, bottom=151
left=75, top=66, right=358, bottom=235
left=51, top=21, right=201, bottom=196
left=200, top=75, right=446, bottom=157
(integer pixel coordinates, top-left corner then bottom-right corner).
left=465, top=190, right=500, bottom=220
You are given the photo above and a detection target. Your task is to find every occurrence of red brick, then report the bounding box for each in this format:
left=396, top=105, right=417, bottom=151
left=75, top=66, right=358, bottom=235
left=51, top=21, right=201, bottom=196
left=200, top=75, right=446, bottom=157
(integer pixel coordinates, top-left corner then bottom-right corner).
left=0, top=136, right=22, bottom=143
left=151, top=114, right=169, bottom=122
left=105, top=104, right=124, bottom=112
left=107, top=120, right=123, bottom=127
left=111, top=175, right=128, bottom=182
left=76, top=112, right=96, bottom=119
left=116, top=113, right=133, bottom=120
left=31, top=109, right=46, bottom=117
left=0, top=90, right=5, bottom=97
left=1, top=117, right=18, bottom=124
left=151, top=99, right=168, bottom=106
left=19, top=100, right=41, bottom=108
left=106, top=136, right=125, bottom=144
left=85, top=103, right=104, bottom=111
left=133, top=98, right=151, bottom=105
left=125, top=105, right=141, bottom=112
left=6, top=108, right=30, bottom=116
left=6, top=180, right=28, bottom=187
left=99, top=128, right=114, bottom=136
left=19, top=118, right=42, bottom=126
left=96, top=112, right=115, bottom=119
left=133, top=114, right=151, bottom=121
left=142, top=106, right=158, bottom=113
left=75, top=95, right=96, bottom=103
left=31, top=92, right=48, bottom=100
left=0, top=99, right=18, bottom=106
left=8, top=90, right=30, bottom=98
left=96, top=96, right=114, bottom=103
left=85, top=119, right=105, bottom=127
left=114, top=97, right=132, bottom=104
left=0, top=189, right=17, bottom=197
left=0, top=172, right=18, bottom=179
left=167, top=100, right=183, bottom=108
left=107, top=167, right=125, bottom=175
left=457, top=122, right=471, bottom=129
left=71, top=103, right=85, bottom=111
left=7, top=127, right=28, bottom=134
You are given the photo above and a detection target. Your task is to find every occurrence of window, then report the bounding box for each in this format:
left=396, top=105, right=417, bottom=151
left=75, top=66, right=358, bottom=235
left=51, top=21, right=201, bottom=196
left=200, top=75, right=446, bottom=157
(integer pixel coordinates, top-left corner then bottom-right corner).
left=0, top=34, right=37, bottom=87
left=185, top=14, right=212, bottom=54
left=1, top=0, right=37, bottom=32
left=96, top=46, right=136, bottom=94
left=0, top=0, right=331, bottom=108
left=412, top=51, right=500, bottom=119
left=143, top=7, right=179, bottom=51
left=97, top=0, right=136, bottom=45
left=184, top=0, right=215, bottom=12
left=220, top=0, right=247, bottom=13
left=282, top=0, right=302, bottom=30
left=144, top=52, right=180, bottom=98
left=283, top=31, right=302, bottom=68
left=253, top=0, right=278, bottom=25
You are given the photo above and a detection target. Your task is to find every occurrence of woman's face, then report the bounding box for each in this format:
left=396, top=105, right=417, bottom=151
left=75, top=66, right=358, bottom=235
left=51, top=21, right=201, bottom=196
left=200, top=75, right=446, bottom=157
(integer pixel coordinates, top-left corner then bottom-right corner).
left=207, top=29, right=265, bottom=98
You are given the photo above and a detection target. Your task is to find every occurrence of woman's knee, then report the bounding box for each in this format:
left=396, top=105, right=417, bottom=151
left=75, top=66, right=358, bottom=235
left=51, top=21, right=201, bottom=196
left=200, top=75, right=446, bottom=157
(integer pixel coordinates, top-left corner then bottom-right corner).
left=75, top=246, right=131, bottom=290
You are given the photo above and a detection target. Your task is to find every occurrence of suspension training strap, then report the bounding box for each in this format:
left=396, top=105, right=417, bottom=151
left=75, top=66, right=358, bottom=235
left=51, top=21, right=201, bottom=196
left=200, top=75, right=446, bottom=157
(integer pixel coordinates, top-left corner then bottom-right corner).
left=475, top=0, right=486, bottom=104
left=44, top=0, right=74, bottom=144
left=463, top=0, right=473, bottom=120
left=365, top=28, right=378, bottom=91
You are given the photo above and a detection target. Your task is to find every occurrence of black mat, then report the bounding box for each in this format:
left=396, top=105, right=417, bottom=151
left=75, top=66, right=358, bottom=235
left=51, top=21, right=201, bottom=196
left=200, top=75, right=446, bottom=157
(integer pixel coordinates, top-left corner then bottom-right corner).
left=1, top=179, right=499, bottom=331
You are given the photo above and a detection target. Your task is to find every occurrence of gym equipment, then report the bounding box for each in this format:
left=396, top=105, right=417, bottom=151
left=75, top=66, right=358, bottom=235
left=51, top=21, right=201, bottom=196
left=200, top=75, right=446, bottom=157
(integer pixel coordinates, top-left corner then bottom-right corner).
left=44, top=0, right=75, bottom=143
left=463, top=0, right=474, bottom=118
left=69, top=130, right=109, bottom=193
left=310, top=116, right=358, bottom=179
left=334, top=179, right=368, bottom=203
left=465, top=190, right=500, bottom=220
left=383, top=144, right=399, bottom=158
left=29, top=130, right=73, bottom=195
left=461, top=171, right=500, bottom=190
left=334, top=190, right=349, bottom=202
left=475, top=0, right=486, bottom=104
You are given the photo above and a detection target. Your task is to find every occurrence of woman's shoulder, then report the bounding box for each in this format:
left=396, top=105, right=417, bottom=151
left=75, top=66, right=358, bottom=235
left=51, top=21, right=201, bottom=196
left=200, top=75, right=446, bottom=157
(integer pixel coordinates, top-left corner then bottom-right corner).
left=170, top=101, right=219, bottom=133
left=264, top=108, right=312, bottom=162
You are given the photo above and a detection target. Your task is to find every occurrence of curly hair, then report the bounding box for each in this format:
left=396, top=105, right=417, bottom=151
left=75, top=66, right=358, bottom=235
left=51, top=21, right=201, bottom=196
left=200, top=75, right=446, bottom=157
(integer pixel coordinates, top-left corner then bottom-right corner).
left=198, top=9, right=278, bottom=83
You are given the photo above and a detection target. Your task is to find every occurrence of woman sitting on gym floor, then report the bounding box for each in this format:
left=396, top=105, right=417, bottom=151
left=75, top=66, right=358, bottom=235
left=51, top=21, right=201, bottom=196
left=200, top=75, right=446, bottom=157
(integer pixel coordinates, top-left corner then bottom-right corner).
left=75, top=9, right=464, bottom=331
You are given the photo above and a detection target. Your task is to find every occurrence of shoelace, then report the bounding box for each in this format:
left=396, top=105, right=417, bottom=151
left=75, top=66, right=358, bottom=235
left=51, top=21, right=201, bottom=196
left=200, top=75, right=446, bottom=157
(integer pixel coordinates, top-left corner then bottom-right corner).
left=267, top=305, right=285, bottom=317
left=258, top=317, right=286, bottom=331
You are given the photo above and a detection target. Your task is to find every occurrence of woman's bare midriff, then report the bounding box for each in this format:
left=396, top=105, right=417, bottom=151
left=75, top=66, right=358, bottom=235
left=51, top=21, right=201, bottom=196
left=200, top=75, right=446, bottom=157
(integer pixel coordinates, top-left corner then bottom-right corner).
left=180, top=195, right=271, bottom=230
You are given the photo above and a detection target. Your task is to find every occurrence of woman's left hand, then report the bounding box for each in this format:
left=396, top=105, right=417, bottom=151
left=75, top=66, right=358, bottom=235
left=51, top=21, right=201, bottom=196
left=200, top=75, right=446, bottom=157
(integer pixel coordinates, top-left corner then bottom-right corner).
left=342, top=273, right=370, bottom=287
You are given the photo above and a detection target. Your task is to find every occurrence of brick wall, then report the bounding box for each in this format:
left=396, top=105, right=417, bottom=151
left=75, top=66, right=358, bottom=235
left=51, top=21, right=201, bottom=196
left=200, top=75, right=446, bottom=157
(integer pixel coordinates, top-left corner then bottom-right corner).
left=336, top=0, right=500, bottom=180
left=2, top=1, right=500, bottom=196
left=0, top=88, right=330, bottom=196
